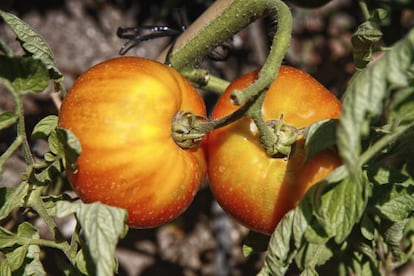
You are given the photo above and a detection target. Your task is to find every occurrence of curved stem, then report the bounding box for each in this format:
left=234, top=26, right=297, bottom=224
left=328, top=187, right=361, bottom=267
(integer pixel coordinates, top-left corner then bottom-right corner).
left=246, top=92, right=277, bottom=152
left=167, top=0, right=294, bottom=154
left=230, top=1, right=292, bottom=105
left=158, top=0, right=292, bottom=97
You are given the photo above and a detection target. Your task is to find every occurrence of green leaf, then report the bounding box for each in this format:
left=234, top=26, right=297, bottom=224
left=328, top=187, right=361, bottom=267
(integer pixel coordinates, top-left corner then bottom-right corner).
left=0, top=227, right=18, bottom=249
left=351, top=21, right=383, bottom=69
left=387, top=87, right=414, bottom=125
left=0, top=112, right=17, bottom=130
left=258, top=206, right=310, bottom=276
left=0, top=37, right=13, bottom=56
left=370, top=183, right=414, bottom=222
left=383, top=219, right=408, bottom=258
left=24, top=236, right=46, bottom=276
left=350, top=252, right=381, bottom=276
left=360, top=215, right=375, bottom=241
left=56, top=201, right=128, bottom=276
left=48, top=130, right=63, bottom=156
left=33, top=160, right=61, bottom=185
left=31, top=115, right=58, bottom=139
left=366, top=162, right=411, bottom=186
left=56, top=128, right=81, bottom=171
left=338, top=28, right=414, bottom=181
left=296, top=242, right=334, bottom=271
left=0, top=260, right=12, bottom=276
left=0, top=10, right=63, bottom=82
left=0, top=184, right=29, bottom=220
left=243, top=231, right=270, bottom=256
left=1, top=222, right=44, bottom=274
left=5, top=244, right=28, bottom=271
left=313, top=173, right=369, bottom=243
left=300, top=267, right=318, bottom=276
left=0, top=55, right=49, bottom=94
left=75, top=250, right=89, bottom=275
left=304, top=119, right=338, bottom=162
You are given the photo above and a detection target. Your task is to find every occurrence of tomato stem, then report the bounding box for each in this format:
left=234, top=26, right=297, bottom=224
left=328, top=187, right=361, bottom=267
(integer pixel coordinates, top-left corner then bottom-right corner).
left=181, top=68, right=230, bottom=94
left=167, top=0, right=296, bottom=155
left=230, top=1, right=292, bottom=105
left=158, top=0, right=293, bottom=97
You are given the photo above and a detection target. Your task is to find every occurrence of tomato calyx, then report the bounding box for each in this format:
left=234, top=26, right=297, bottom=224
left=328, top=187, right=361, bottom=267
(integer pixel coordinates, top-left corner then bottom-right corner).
left=171, top=111, right=208, bottom=149
left=260, top=115, right=302, bottom=158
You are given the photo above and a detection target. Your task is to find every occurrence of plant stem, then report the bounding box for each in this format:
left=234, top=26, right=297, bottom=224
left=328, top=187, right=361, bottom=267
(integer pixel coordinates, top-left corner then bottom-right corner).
left=27, top=238, right=77, bottom=266
left=181, top=68, right=230, bottom=93
left=158, top=0, right=292, bottom=97
left=0, top=135, right=22, bottom=169
left=247, top=92, right=277, bottom=153
left=28, top=187, right=62, bottom=240
left=358, top=0, right=371, bottom=21
left=230, top=1, right=292, bottom=105
left=168, top=0, right=293, bottom=153
left=359, top=123, right=414, bottom=166
left=14, top=93, right=34, bottom=165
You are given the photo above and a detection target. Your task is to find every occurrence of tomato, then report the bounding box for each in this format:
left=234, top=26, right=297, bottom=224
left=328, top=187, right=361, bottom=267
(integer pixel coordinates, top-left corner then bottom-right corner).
left=286, top=0, right=333, bottom=8
left=58, top=56, right=207, bottom=228
left=207, top=66, right=342, bottom=235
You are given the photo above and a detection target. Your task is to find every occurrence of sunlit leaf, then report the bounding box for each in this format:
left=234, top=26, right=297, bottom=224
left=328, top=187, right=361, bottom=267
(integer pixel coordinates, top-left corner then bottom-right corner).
left=314, top=174, right=369, bottom=243
left=338, top=28, right=414, bottom=181
left=55, top=128, right=81, bottom=163
left=0, top=184, right=29, bottom=221
left=258, top=205, right=310, bottom=276
left=0, top=55, right=49, bottom=94
left=56, top=201, right=128, bottom=276
left=370, top=183, right=414, bottom=222
left=0, top=10, right=63, bottom=82
left=304, top=119, right=338, bottom=162
left=31, top=115, right=58, bottom=139
left=0, top=112, right=18, bottom=130
left=295, top=242, right=334, bottom=271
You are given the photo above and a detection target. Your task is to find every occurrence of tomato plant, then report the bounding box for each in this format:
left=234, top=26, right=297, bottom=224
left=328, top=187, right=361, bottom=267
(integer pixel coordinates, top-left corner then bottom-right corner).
left=58, top=56, right=207, bottom=228
left=207, top=66, right=342, bottom=235
left=2, top=0, right=414, bottom=275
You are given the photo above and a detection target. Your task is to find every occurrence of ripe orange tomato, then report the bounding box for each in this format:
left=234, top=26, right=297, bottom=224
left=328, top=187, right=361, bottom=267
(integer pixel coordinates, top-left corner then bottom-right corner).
left=58, top=57, right=207, bottom=228
left=207, top=66, right=342, bottom=235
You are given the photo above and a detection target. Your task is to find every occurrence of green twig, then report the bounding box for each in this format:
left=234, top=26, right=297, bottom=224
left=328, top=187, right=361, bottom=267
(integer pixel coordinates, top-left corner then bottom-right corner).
left=358, top=0, right=371, bottom=21
left=181, top=68, right=230, bottom=93
left=169, top=0, right=293, bottom=154
left=14, top=93, right=34, bottom=165
left=159, top=0, right=292, bottom=97
left=230, top=1, right=292, bottom=105
left=0, top=136, right=22, bottom=169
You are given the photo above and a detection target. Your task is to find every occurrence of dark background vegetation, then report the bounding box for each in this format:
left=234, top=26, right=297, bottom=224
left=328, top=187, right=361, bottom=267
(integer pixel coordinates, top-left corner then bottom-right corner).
left=1, top=0, right=413, bottom=275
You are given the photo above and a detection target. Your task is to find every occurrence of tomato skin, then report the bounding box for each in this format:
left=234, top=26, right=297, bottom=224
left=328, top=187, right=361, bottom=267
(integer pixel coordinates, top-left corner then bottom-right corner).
left=207, top=66, right=341, bottom=235
left=58, top=57, right=207, bottom=228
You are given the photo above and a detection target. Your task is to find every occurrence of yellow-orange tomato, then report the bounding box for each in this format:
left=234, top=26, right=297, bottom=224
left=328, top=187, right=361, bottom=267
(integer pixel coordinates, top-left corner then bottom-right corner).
left=58, top=57, right=207, bottom=228
left=207, top=66, right=342, bottom=235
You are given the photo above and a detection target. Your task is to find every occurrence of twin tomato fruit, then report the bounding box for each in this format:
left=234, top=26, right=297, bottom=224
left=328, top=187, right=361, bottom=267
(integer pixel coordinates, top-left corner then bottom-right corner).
left=58, top=56, right=341, bottom=235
